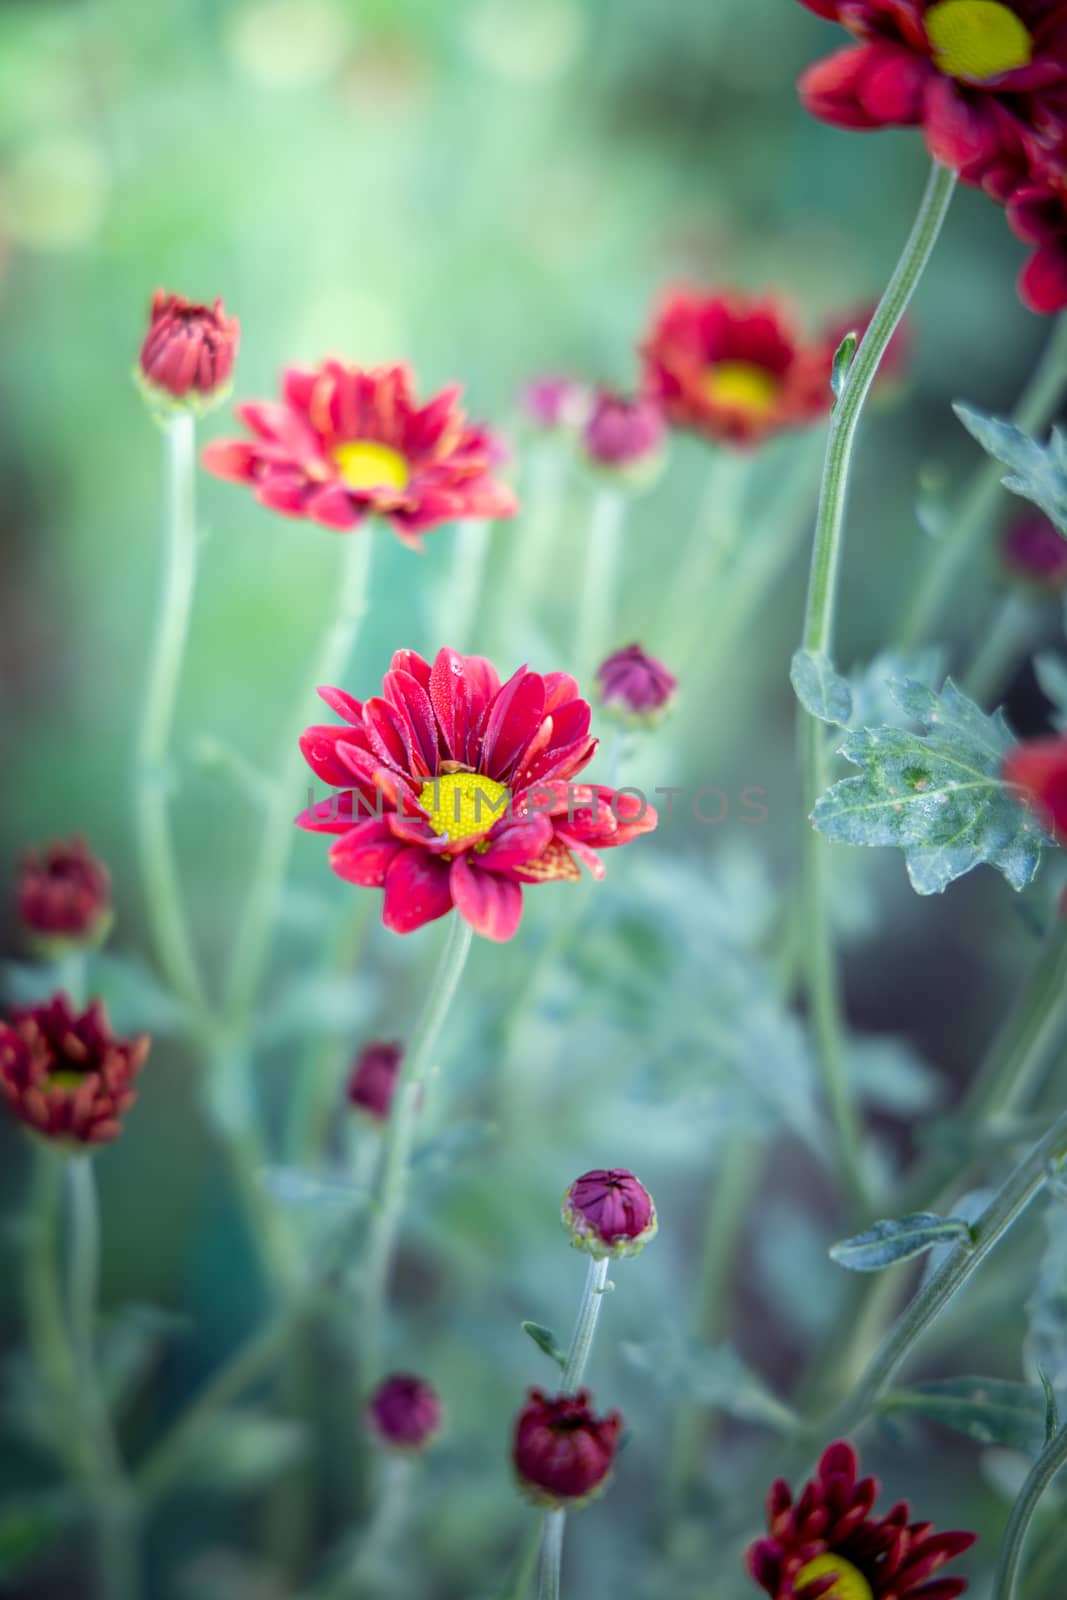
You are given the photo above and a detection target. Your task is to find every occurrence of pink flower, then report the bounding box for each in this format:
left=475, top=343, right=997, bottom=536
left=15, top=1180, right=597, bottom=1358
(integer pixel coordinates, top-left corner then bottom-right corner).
left=203, top=361, right=517, bottom=550
left=297, top=648, right=658, bottom=942
left=138, top=290, right=239, bottom=411
left=562, top=1168, right=658, bottom=1258
left=582, top=390, right=666, bottom=482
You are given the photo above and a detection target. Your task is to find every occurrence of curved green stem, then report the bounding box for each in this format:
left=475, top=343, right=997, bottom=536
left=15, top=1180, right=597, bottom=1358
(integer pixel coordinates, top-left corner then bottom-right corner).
left=960, top=591, right=1043, bottom=706
left=538, top=1509, right=565, bottom=1600
left=798, top=160, right=957, bottom=1210
left=898, top=309, right=1067, bottom=649
left=993, top=1421, right=1067, bottom=1600
left=362, top=915, right=474, bottom=1378
left=134, top=411, right=206, bottom=1012
left=575, top=486, right=626, bottom=680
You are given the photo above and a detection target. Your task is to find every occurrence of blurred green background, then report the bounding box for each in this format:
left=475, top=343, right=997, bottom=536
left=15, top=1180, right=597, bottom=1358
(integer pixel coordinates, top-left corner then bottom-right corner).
left=2, top=0, right=1065, bottom=1596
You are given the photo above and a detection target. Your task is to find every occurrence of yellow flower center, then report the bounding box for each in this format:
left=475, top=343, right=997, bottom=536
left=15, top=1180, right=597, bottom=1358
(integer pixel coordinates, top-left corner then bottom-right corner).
left=925, top=1, right=1032, bottom=81
left=333, top=439, right=410, bottom=492
left=796, top=1554, right=874, bottom=1600
left=48, top=1069, right=88, bottom=1089
left=419, top=773, right=510, bottom=844
left=703, top=360, right=780, bottom=417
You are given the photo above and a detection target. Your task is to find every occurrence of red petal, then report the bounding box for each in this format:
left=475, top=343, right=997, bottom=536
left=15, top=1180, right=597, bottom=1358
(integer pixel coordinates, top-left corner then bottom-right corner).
left=329, top=820, right=403, bottom=887
left=1019, top=241, right=1067, bottom=315
left=382, top=849, right=454, bottom=934
left=480, top=668, right=546, bottom=781
left=798, top=44, right=889, bottom=129
left=449, top=856, right=524, bottom=941
left=477, top=814, right=553, bottom=871
left=201, top=440, right=259, bottom=481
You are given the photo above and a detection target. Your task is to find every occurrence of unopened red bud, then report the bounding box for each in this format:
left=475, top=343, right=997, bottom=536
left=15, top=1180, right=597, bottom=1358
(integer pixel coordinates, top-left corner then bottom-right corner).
left=137, top=289, right=239, bottom=415
left=16, top=837, right=113, bottom=954
left=597, top=644, right=677, bottom=723
left=562, top=1167, right=657, bottom=1259
left=513, top=1388, right=621, bottom=1507
left=1001, top=512, right=1067, bottom=591
left=582, top=390, right=665, bottom=485
left=347, top=1040, right=404, bottom=1123
left=366, top=1374, right=443, bottom=1451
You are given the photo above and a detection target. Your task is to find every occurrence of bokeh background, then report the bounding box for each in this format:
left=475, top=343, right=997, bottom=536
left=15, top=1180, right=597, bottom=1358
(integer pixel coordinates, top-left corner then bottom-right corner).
left=2, top=0, right=1065, bottom=1596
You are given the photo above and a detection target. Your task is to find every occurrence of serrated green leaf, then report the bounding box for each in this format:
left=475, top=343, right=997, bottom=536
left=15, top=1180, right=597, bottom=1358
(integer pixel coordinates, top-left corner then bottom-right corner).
left=847, top=648, right=945, bottom=731
left=955, top=404, right=1067, bottom=534
left=812, top=677, right=1049, bottom=894
left=791, top=648, right=853, bottom=725
left=521, top=1322, right=566, bottom=1369
left=882, top=1377, right=1047, bottom=1454
left=830, top=1212, right=973, bottom=1271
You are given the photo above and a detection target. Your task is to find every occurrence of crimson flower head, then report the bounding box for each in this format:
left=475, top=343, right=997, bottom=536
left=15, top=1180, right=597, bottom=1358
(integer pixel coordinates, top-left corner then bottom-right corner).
left=513, top=1389, right=622, bottom=1507
left=1003, top=733, right=1067, bottom=841
left=1001, top=509, right=1067, bottom=587
left=347, top=1039, right=404, bottom=1122
left=582, top=390, right=666, bottom=484
left=0, top=995, right=150, bottom=1147
left=297, top=647, right=657, bottom=942
left=597, top=644, right=678, bottom=724
left=203, top=361, right=517, bottom=550
left=795, top=1, right=1067, bottom=188
left=366, top=1374, right=443, bottom=1452
left=137, top=290, right=239, bottom=414
left=17, top=837, right=113, bottom=952
left=1007, top=171, right=1067, bottom=314
left=746, top=1439, right=975, bottom=1600
left=641, top=290, right=832, bottom=447
left=563, top=1168, right=658, bottom=1259
left=522, top=375, right=592, bottom=431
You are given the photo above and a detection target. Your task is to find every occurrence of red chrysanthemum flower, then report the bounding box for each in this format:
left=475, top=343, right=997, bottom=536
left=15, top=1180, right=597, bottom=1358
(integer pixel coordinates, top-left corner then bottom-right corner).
left=366, top=1373, right=444, bottom=1451
left=746, top=1440, right=976, bottom=1600
left=562, top=1168, right=658, bottom=1258
left=347, top=1039, right=404, bottom=1122
left=1003, top=733, right=1067, bottom=840
left=137, top=290, right=239, bottom=412
left=796, top=1, right=1067, bottom=187
left=16, top=837, right=113, bottom=950
left=0, top=995, right=150, bottom=1147
left=296, top=647, right=658, bottom=942
left=202, top=361, right=517, bottom=549
left=641, top=291, right=832, bottom=447
left=513, top=1389, right=622, bottom=1507
left=1006, top=168, right=1067, bottom=311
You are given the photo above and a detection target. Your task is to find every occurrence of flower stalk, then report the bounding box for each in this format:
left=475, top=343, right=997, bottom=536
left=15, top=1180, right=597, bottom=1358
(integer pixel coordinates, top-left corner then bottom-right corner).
left=575, top=486, right=625, bottom=679
left=798, top=159, right=957, bottom=1209
left=993, top=1421, right=1067, bottom=1600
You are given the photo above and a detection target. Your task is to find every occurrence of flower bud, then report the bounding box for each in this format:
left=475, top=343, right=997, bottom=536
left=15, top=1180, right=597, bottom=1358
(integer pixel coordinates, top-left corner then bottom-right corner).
left=347, top=1039, right=404, bottom=1123
left=0, top=994, right=150, bottom=1147
left=581, top=390, right=665, bottom=486
left=596, top=644, right=677, bottom=725
left=521, top=375, right=591, bottom=431
left=16, top=837, right=113, bottom=956
left=366, top=1374, right=443, bottom=1452
left=513, top=1388, right=621, bottom=1507
left=562, top=1168, right=657, bottom=1259
left=1003, top=735, right=1067, bottom=844
left=1001, top=512, right=1067, bottom=592
left=137, top=290, right=239, bottom=416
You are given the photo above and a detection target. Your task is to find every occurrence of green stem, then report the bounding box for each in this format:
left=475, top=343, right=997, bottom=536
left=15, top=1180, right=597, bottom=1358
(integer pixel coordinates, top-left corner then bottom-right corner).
left=436, top=519, right=494, bottom=653
left=575, top=486, right=625, bottom=680
left=960, top=590, right=1043, bottom=706
left=134, top=410, right=206, bottom=1012
left=670, top=451, right=750, bottom=674
left=362, top=915, right=474, bottom=1377
left=500, top=441, right=568, bottom=660
left=798, top=159, right=957, bottom=1210
left=993, top=1422, right=1067, bottom=1600
left=538, top=1509, right=565, bottom=1600
left=224, top=529, right=374, bottom=1026
left=898, top=309, right=1067, bottom=649
left=562, top=1256, right=610, bottom=1394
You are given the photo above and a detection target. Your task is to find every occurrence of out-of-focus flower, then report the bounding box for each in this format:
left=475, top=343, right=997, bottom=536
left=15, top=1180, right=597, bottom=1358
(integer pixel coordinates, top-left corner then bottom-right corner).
left=641, top=290, right=831, bottom=447
left=581, top=390, right=666, bottom=485
left=203, top=362, right=517, bottom=550
left=347, top=1039, right=404, bottom=1122
left=596, top=644, right=677, bottom=724
left=562, top=1168, right=658, bottom=1258
left=0, top=995, right=150, bottom=1147
left=513, top=1389, right=622, bottom=1506
left=137, top=291, right=240, bottom=415
left=1003, top=733, right=1067, bottom=840
left=297, top=648, right=657, bottom=941
left=521, top=375, right=593, bottom=431
left=795, top=0, right=1067, bottom=188
left=821, top=306, right=913, bottom=398
left=367, top=1374, right=443, bottom=1451
left=1006, top=170, right=1067, bottom=313
left=17, top=838, right=113, bottom=952
left=746, top=1439, right=975, bottom=1599
left=1001, top=509, right=1067, bottom=587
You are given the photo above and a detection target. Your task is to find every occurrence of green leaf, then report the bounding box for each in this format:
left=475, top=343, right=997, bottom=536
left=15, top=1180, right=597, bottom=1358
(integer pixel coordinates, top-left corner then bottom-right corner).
left=174, top=1413, right=307, bottom=1492
left=830, top=1212, right=973, bottom=1271
left=0, top=1495, right=77, bottom=1579
left=955, top=403, right=1067, bottom=534
left=847, top=648, right=945, bottom=731
left=812, top=677, right=1049, bottom=894
left=521, top=1322, right=567, bottom=1369
left=882, top=1377, right=1047, bottom=1454
left=621, top=1337, right=797, bottom=1432
left=831, top=330, right=858, bottom=402
left=791, top=648, right=853, bottom=726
